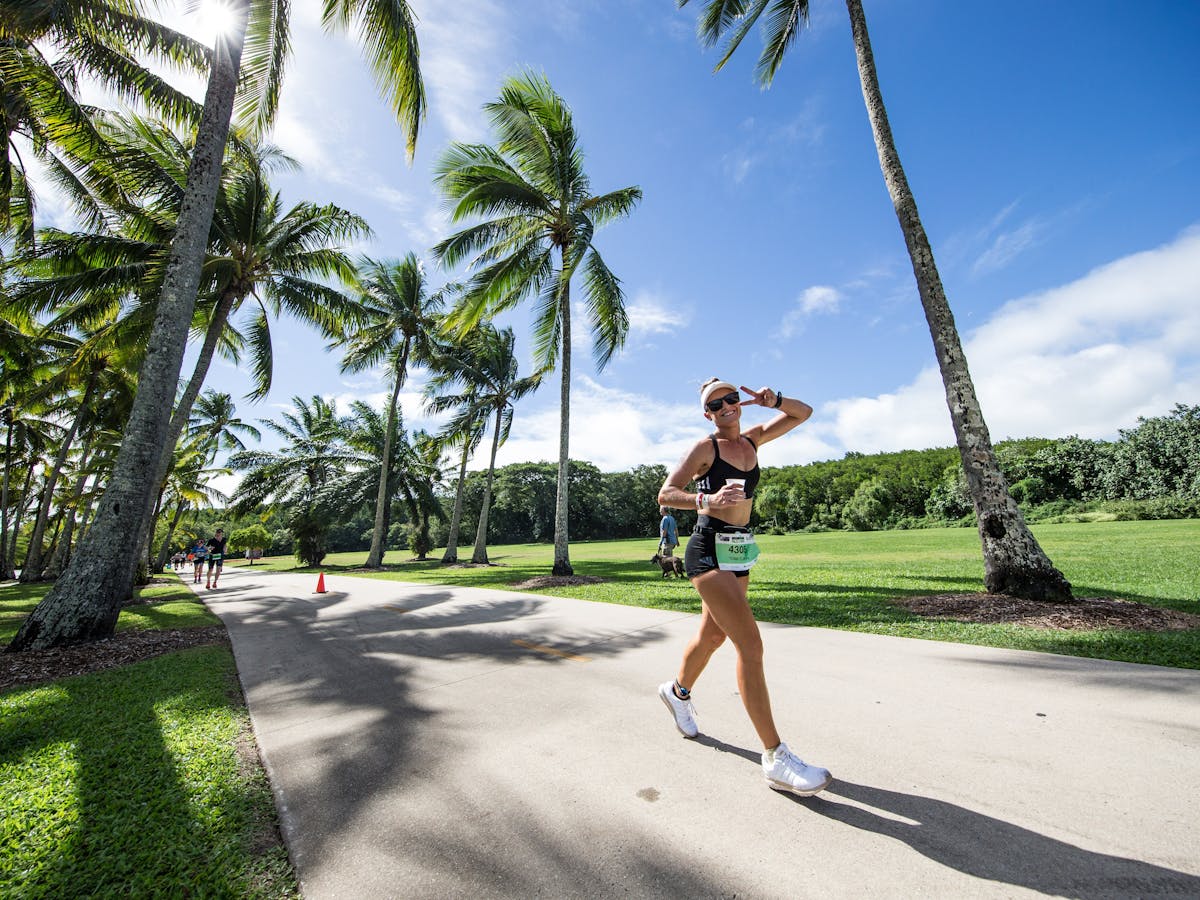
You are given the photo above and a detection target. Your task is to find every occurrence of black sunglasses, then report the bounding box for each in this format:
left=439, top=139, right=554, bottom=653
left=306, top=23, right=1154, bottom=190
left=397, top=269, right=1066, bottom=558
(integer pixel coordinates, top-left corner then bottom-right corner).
left=705, top=391, right=741, bottom=412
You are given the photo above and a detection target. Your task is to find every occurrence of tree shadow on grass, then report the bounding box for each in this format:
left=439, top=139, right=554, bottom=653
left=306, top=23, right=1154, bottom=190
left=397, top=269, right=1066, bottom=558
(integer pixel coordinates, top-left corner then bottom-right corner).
left=1, top=648, right=263, bottom=896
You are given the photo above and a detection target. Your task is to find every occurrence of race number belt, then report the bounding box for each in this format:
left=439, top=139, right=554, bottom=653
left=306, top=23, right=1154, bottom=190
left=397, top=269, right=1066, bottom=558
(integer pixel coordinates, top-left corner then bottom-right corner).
left=714, top=531, right=759, bottom=571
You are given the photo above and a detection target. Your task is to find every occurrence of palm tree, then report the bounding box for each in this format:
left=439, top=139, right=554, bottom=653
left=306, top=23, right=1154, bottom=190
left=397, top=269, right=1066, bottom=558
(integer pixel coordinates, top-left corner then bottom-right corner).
left=10, top=0, right=426, bottom=651
left=153, top=442, right=229, bottom=573
left=188, top=390, right=261, bottom=463
left=0, top=0, right=207, bottom=243
left=0, top=301, right=50, bottom=578
left=229, top=395, right=356, bottom=568
left=433, top=71, right=641, bottom=575
left=678, top=0, right=1071, bottom=601
left=402, top=430, right=447, bottom=561
left=425, top=324, right=542, bottom=564
left=334, top=254, right=444, bottom=568
left=17, top=333, right=134, bottom=582
left=12, top=115, right=369, bottom=573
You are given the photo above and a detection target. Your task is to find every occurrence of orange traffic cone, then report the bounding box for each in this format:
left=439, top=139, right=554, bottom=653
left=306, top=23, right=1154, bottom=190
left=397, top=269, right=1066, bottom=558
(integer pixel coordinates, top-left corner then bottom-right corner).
left=315, top=572, right=326, bottom=593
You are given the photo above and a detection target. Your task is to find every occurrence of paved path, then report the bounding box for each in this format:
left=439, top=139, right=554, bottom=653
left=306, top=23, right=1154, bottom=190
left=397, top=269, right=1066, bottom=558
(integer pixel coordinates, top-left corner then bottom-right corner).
left=193, top=566, right=1200, bottom=898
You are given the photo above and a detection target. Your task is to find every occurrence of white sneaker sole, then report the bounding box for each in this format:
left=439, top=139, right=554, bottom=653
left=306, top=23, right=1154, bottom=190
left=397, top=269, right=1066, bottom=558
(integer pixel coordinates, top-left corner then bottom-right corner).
left=765, top=772, right=833, bottom=796
left=658, top=686, right=698, bottom=739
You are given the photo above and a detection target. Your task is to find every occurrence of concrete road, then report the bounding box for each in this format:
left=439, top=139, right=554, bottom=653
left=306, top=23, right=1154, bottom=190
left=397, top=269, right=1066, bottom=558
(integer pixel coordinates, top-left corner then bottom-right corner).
left=194, top=565, right=1200, bottom=899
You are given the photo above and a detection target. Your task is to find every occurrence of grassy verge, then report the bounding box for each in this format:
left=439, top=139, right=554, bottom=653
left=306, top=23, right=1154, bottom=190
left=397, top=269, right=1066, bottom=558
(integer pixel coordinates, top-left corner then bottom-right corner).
left=0, top=577, right=219, bottom=645
left=238, top=519, right=1200, bottom=669
left=1, top=576, right=298, bottom=898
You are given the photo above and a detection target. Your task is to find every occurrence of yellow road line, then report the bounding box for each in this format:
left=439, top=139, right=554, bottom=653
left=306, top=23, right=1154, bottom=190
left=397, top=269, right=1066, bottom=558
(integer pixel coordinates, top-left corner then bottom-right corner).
left=512, top=639, right=590, bottom=662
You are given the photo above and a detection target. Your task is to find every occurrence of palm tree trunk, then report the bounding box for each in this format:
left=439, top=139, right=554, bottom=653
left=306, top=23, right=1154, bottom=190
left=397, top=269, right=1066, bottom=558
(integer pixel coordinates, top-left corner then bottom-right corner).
left=367, top=347, right=409, bottom=567
left=441, top=441, right=470, bottom=564
left=146, top=490, right=166, bottom=573
left=8, top=2, right=251, bottom=650
left=20, top=376, right=95, bottom=582
left=472, top=408, right=505, bottom=564
left=133, top=289, right=240, bottom=570
left=8, top=463, right=35, bottom=576
left=552, top=281, right=573, bottom=576
left=845, top=0, right=1071, bottom=601
left=1, top=407, right=14, bottom=579
left=156, top=500, right=187, bottom=572
left=42, top=446, right=93, bottom=580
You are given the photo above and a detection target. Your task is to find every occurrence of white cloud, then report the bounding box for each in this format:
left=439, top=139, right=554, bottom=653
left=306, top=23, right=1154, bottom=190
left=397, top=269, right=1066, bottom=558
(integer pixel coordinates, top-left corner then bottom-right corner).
left=484, top=377, right=706, bottom=472
left=626, top=291, right=686, bottom=335
left=411, top=0, right=510, bottom=142
left=723, top=150, right=759, bottom=184
left=972, top=219, right=1041, bottom=276
left=779, top=285, right=841, bottom=338
left=825, top=227, right=1200, bottom=453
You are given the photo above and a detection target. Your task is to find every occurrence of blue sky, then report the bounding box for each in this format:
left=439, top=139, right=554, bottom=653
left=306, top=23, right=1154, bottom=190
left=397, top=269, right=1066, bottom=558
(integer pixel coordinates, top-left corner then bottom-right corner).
left=66, top=1, right=1200, bottom=482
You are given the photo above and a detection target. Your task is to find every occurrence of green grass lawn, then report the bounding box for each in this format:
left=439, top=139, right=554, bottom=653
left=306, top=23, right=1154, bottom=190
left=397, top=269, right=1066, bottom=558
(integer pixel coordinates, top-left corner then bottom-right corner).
left=234, top=519, right=1200, bottom=669
left=1, top=575, right=298, bottom=898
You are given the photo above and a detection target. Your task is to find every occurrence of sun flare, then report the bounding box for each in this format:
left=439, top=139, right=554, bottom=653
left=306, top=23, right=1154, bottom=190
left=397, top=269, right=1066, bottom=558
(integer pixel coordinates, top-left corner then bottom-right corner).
left=199, top=1, right=240, bottom=42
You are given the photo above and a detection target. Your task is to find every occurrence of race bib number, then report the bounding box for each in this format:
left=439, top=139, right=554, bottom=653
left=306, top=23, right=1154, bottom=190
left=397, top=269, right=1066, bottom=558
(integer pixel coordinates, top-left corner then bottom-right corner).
left=714, top=532, right=759, bottom=571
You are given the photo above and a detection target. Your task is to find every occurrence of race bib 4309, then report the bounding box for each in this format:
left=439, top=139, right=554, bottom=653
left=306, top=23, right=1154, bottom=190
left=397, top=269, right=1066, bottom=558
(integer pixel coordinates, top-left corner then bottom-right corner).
left=714, top=532, right=759, bottom=571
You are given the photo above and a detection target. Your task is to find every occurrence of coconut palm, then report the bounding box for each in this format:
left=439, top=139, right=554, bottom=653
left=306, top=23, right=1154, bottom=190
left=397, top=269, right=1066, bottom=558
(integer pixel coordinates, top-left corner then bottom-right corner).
left=18, top=332, right=136, bottom=582
left=425, top=324, right=543, bottom=564
left=678, top=0, right=1071, bottom=601
left=188, top=390, right=261, bottom=463
left=0, top=0, right=207, bottom=243
left=433, top=71, right=641, bottom=575
left=0, top=302, right=49, bottom=578
left=228, top=395, right=356, bottom=567
left=11, top=116, right=369, bottom=573
left=399, top=429, right=447, bottom=561
left=334, top=254, right=444, bottom=568
left=10, top=0, right=426, bottom=651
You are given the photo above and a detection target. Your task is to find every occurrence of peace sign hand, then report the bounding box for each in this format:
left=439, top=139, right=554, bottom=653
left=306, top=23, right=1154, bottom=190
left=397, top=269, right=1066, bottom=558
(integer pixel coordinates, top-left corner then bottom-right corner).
left=740, top=385, right=778, bottom=408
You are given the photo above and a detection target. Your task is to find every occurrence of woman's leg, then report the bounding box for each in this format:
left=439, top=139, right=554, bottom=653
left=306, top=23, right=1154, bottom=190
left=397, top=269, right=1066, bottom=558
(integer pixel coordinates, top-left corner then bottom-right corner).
left=676, top=605, right=726, bottom=690
left=692, top=570, right=780, bottom=749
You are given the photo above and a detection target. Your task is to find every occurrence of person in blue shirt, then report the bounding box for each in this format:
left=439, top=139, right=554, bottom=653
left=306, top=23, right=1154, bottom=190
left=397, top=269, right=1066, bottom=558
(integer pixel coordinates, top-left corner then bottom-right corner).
left=190, top=539, right=208, bottom=584
left=659, top=506, right=679, bottom=557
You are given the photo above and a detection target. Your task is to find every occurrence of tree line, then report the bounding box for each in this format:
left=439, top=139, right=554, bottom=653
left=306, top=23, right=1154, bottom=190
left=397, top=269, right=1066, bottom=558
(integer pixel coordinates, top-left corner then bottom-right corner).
left=157, top=402, right=1197, bottom=563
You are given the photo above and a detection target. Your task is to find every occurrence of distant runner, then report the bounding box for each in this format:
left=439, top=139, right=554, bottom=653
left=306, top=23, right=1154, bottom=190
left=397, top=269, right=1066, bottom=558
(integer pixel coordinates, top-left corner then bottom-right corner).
left=190, top=538, right=207, bottom=584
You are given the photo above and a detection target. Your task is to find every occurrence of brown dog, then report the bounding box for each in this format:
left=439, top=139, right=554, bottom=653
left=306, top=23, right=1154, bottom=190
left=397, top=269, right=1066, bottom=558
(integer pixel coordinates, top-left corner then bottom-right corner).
left=651, top=553, right=685, bottom=578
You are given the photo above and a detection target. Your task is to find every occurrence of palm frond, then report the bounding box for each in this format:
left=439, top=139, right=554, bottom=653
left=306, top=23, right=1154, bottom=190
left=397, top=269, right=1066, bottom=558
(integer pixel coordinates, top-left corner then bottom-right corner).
left=236, top=0, right=290, bottom=135
left=581, top=248, right=627, bottom=370
left=757, top=0, right=810, bottom=85
left=323, top=0, right=425, bottom=159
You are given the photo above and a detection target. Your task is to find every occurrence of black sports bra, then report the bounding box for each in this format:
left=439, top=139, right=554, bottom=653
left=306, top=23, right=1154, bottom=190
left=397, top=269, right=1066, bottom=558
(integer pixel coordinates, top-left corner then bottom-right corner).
left=694, top=435, right=760, bottom=498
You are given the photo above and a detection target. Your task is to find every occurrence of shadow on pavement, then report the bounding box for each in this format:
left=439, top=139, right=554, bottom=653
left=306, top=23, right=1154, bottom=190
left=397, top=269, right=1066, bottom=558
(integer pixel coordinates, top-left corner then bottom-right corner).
left=205, top=576, right=707, bottom=894
left=805, top=780, right=1200, bottom=898
left=679, top=732, right=1200, bottom=897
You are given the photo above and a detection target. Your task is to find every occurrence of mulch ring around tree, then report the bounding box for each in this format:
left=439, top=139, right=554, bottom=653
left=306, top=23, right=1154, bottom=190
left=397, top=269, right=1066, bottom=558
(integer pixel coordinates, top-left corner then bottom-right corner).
left=891, top=593, right=1200, bottom=632
left=510, top=575, right=607, bottom=590
left=0, top=626, right=230, bottom=693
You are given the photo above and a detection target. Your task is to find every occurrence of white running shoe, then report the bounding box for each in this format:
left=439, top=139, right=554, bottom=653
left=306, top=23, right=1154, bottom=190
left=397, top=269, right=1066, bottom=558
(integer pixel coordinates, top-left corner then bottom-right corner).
left=658, top=681, right=699, bottom=738
left=762, top=742, right=832, bottom=796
